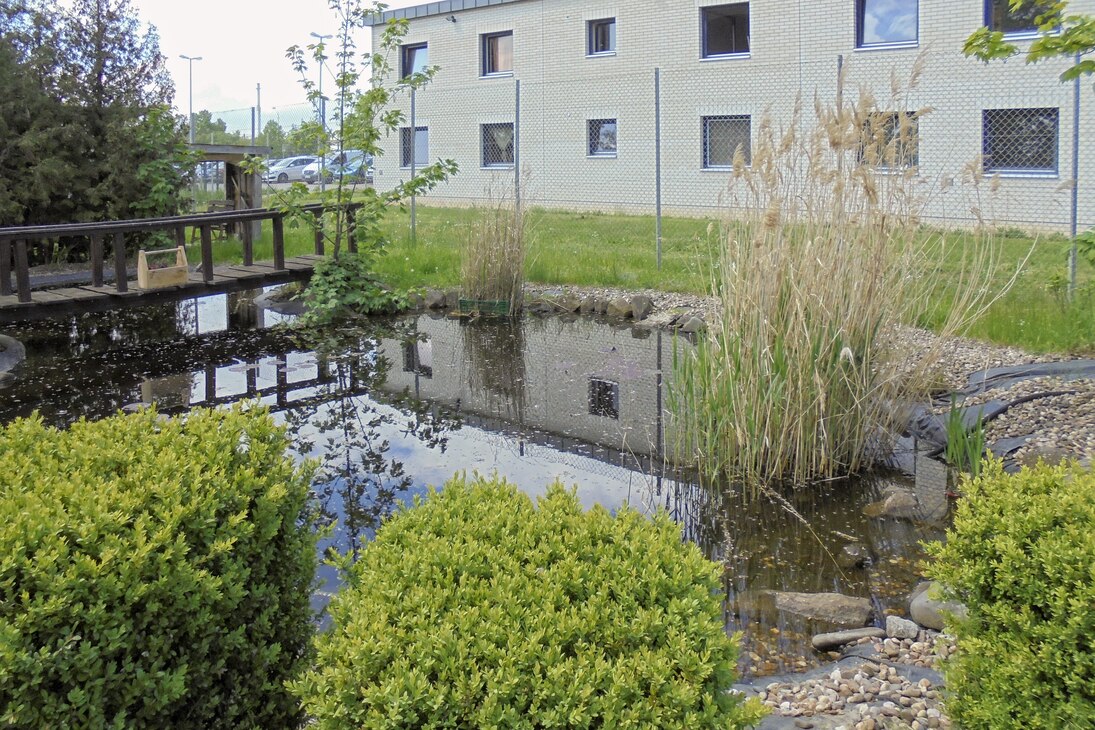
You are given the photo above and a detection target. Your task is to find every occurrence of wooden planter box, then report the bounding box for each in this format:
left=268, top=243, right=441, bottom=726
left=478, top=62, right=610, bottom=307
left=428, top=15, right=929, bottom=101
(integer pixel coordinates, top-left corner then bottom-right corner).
left=137, top=247, right=189, bottom=290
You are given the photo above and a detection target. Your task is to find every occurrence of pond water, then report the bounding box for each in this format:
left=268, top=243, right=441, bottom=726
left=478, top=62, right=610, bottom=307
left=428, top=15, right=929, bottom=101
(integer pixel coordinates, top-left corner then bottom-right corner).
left=0, top=289, right=951, bottom=676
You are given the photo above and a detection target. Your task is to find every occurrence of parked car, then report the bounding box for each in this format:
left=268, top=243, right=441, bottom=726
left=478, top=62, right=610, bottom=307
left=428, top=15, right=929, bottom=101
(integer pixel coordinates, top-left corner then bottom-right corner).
left=263, top=155, right=319, bottom=183
left=302, top=150, right=372, bottom=184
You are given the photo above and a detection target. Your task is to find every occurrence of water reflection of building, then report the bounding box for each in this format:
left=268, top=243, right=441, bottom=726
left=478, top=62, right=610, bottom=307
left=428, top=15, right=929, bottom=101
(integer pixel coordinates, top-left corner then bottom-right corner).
left=381, top=314, right=683, bottom=461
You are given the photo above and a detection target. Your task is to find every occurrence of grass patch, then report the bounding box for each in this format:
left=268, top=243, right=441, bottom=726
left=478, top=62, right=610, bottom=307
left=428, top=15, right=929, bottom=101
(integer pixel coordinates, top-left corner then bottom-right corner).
left=197, top=199, right=1092, bottom=355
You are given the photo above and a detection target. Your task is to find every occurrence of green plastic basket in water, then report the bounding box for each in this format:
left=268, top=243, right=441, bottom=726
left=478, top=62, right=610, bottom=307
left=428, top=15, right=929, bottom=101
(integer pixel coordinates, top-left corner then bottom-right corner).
left=458, top=299, right=511, bottom=316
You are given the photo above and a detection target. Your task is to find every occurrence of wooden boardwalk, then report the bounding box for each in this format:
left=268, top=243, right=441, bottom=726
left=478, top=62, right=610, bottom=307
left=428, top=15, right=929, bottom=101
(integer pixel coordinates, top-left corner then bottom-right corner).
left=0, top=255, right=322, bottom=323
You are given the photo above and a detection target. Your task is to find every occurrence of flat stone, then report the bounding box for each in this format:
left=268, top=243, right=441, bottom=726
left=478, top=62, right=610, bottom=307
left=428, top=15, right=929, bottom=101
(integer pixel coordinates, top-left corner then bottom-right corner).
left=910, top=581, right=967, bottom=630
left=771, top=591, right=872, bottom=627
left=0, top=334, right=26, bottom=376
left=811, top=627, right=886, bottom=650
left=886, top=615, right=920, bottom=640
left=424, top=289, right=447, bottom=309
left=863, top=489, right=919, bottom=520
left=837, top=542, right=872, bottom=569
left=579, top=296, right=596, bottom=315
left=680, top=315, right=706, bottom=334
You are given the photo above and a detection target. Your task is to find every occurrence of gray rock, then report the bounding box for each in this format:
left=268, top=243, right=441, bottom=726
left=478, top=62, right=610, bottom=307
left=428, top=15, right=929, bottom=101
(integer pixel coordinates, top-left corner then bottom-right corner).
left=405, top=291, right=426, bottom=310
left=770, top=591, right=872, bottom=627
left=811, top=627, right=886, bottom=650
left=680, top=316, right=706, bottom=334
left=606, top=297, right=633, bottom=318
left=631, top=294, right=654, bottom=321
left=886, top=615, right=920, bottom=640
left=443, top=290, right=461, bottom=309
left=424, top=290, right=447, bottom=309
left=909, top=581, right=967, bottom=630
left=579, top=296, right=596, bottom=315
left=666, top=307, right=693, bottom=326
left=0, top=334, right=26, bottom=377
left=837, top=542, right=872, bottom=569
left=1017, top=445, right=1075, bottom=468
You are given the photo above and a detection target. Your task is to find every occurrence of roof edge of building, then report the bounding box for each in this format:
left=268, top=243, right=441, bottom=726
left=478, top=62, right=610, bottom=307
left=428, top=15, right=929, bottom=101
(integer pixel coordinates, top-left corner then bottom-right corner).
left=365, top=0, right=530, bottom=27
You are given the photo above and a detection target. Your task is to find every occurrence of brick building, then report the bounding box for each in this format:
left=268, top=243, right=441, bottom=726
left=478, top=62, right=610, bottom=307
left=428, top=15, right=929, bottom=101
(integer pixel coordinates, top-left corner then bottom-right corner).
left=367, top=0, right=1094, bottom=231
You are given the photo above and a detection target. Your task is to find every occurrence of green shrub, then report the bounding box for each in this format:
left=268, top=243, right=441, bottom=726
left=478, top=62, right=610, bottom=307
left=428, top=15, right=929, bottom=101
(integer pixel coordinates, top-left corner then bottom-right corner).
left=926, top=459, right=1095, bottom=728
left=292, top=474, right=766, bottom=729
left=0, top=406, right=317, bottom=729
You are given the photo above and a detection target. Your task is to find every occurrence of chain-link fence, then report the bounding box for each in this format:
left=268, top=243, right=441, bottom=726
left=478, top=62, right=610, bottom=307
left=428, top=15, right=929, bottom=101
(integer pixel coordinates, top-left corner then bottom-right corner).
left=372, top=48, right=1089, bottom=279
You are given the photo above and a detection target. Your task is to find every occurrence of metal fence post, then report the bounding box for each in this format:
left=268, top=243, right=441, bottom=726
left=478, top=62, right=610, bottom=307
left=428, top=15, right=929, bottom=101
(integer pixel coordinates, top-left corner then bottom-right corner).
left=654, top=68, right=662, bottom=270
left=410, top=87, right=417, bottom=246
left=1069, top=52, right=1081, bottom=299
left=515, top=79, right=521, bottom=209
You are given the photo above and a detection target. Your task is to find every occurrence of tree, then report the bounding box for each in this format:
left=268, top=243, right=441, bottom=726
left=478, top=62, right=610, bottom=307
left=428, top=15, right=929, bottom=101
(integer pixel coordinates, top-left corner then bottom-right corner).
left=260, top=120, right=287, bottom=157
left=965, top=1, right=1095, bottom=81
left=0, top=0, right=188, bottom=232
left=270, top=0, right=457, bottom=326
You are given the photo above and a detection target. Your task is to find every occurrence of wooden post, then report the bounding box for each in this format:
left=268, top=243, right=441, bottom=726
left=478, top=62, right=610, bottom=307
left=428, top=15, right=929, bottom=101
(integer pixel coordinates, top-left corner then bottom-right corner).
left=204, top=363, right=217, bottom=404
left=313, top=211, right=324, bottom=255
left=242, top=217, right=254, bottom=267
left=112, top=232, right=128, bottom=293
left=200, top=225, right=214, bottom=284
left=90, top=235, right=104, bottom=288
left=174, top=224, right=186, bottom=248
left=0, top=240, right=12, bottom=297
left=346, top=207, right=358, bottom=254
left=272, top=214, right=285, bottom=270
left=14, top=240, right=31, bottom=303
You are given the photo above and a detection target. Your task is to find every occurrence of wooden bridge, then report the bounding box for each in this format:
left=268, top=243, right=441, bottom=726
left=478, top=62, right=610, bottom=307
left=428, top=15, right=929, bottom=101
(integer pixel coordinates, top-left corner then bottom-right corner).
left=0, top=204, right=357, bottom=323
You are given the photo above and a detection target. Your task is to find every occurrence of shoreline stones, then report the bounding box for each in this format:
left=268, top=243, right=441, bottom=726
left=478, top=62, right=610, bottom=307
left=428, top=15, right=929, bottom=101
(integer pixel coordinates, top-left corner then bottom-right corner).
left=769, top=592, right=873, bottom=628
left=0, top=334, right=26, bottom=382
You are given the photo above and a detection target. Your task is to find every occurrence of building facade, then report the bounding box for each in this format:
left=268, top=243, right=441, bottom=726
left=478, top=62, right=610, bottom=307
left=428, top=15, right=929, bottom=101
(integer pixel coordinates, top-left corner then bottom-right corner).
left=368, top=0, right=1094, bottom=231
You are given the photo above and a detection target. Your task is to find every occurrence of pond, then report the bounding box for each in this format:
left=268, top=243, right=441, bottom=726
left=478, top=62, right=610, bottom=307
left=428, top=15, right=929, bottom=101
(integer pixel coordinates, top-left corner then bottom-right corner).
left=0, top=289, right=951, bottom=676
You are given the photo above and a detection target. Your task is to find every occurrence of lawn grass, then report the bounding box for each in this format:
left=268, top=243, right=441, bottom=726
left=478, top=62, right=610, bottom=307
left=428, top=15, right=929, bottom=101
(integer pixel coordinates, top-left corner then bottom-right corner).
left=195, top=203, right=1095, bottom=355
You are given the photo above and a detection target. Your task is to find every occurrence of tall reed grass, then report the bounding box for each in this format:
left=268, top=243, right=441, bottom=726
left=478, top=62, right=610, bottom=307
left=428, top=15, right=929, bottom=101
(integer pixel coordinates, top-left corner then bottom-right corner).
left=672, top=63, right=1015, bottom=491
left=460, top=183, right=527, bottom=315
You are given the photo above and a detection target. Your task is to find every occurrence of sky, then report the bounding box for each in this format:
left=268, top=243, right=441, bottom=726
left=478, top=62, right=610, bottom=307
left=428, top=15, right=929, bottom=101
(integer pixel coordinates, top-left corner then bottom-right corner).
left=131, top=0, right=424, bottom=121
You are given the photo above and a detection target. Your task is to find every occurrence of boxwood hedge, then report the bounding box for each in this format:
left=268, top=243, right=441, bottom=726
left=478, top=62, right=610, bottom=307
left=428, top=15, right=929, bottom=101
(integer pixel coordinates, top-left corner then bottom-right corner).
left=927, top=458, right=1095, bottom=728
left=292, top=474, right=766, bottom=729
left=0, top=406, right=316, bottom=729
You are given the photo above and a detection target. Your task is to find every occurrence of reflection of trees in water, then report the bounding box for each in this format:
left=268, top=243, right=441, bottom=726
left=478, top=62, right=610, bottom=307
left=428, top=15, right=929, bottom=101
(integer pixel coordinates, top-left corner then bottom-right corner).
left=286, top=323, right=462, bottom=560
left=461, top=319, right=527, bottom=425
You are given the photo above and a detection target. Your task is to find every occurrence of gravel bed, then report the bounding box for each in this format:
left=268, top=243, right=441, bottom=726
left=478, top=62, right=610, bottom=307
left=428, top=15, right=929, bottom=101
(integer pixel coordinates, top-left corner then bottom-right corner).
left=738, top=634, right=957, bottom=730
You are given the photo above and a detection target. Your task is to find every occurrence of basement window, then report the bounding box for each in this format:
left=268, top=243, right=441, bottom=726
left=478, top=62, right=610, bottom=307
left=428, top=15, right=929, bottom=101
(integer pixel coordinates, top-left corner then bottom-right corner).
left=589, top=378, right=619, bottom=419
left=859, top=112, right=919, bottom=169
left=703, top=115, right=751, bottom=168
left=702, top=3, right=750, bottom=58
left=982, top=107, right=1059, bottom=175
left=588, top=119, right=618, bottom=157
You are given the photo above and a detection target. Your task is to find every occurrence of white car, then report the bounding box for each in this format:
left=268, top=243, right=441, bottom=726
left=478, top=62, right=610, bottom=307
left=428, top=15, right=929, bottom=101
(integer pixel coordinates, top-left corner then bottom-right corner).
left=263, top=155, right=319, bottom=183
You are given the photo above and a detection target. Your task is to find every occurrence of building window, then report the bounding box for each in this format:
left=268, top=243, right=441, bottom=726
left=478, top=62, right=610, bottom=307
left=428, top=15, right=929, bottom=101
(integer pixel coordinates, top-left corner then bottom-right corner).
left=703, top=115, right=751, bottom=168
left=481, top=31, right=513, bottom=75
left=859, top=112, right=919, bottom=169
left=588, top=18, right=616, bottom=54
left=985, top=0, right=1052, bottom=35
left=589, top=378, right=619, bottom=419
left=402, top=339, right=433, bottom=378
left=856, top=0, right=918, bottom=47
left=401, top=43, right=428, bottom=77
left=702, top=3, right=750, bottom=58
left=982, top=108, right=1059, bottom=174
left=482, top=122, right=515, bottom=167
left=588, top=119, right=617, bottom=157
left=400, top=126, right=429, bottom=168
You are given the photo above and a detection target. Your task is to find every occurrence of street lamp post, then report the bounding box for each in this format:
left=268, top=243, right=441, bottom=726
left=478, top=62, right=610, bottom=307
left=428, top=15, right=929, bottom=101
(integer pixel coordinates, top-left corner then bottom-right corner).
left=179, top=54, right=203, bottom=144
left=310, top=32, right=333, bottom=191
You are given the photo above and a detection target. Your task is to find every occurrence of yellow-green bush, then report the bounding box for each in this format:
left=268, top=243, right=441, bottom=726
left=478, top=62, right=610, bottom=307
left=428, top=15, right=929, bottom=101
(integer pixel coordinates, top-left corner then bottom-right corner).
left=292, top=474, right=766, bottom=729
left=927, top=459, right=1095, bottom=728
left=0, top=406, right=316, bottom=729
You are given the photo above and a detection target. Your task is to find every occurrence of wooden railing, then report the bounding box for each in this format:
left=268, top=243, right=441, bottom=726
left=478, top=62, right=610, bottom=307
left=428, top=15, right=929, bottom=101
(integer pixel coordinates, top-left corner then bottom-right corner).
left=0, top=203, right=360, bottom=303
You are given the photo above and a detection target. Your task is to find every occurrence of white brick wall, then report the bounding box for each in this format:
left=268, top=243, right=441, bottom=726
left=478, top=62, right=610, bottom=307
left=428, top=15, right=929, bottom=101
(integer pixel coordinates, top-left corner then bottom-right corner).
left=372, top=0, right=1095, bottom=231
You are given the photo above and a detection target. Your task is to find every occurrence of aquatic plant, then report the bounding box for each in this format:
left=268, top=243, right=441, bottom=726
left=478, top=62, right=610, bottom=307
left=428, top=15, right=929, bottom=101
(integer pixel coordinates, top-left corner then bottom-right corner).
left=943, top=398, right=987, bottom=477
left=672, top=60, right=1015, bottom=490
left=460, top=182, right=527, bottom=315
left=291, top=473, right=767, bottom=728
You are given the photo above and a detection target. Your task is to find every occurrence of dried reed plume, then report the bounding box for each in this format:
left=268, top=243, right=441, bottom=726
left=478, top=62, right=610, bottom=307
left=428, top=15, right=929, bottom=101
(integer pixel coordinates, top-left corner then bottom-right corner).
left=672, top=61, right=1013, bottom=492
left=461, top=182, right=526, bottom=316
